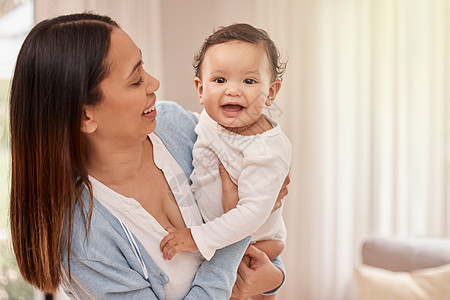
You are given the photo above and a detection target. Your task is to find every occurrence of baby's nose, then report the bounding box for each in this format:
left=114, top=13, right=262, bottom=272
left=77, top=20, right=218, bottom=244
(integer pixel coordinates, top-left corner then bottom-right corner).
left=225, top=83, right=241, bottom=96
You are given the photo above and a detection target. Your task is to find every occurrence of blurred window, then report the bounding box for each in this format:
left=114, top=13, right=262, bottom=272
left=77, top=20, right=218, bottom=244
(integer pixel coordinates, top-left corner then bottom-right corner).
left=0, top=0, right=35, bottom=299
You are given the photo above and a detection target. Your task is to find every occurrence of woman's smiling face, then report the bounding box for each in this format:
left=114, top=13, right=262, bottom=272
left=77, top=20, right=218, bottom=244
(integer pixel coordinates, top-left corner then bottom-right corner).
left=85, top=28, right=160, bottom=145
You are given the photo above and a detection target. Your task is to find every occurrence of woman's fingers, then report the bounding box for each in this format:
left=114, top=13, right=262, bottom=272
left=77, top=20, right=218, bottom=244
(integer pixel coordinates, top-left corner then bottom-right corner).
left=283, top=169, right=291, bottom=186
left=218, top=160, right=234, bottom=188
left=272, top=170, right=291, bottom=213
left=218, top=159, right=239, bottom=213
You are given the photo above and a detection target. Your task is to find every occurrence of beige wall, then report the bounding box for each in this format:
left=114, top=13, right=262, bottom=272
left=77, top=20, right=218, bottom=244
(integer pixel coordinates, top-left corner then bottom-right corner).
left=34, top=0, right=271, bottom=113
left=159, top=0, right=263, bottom=112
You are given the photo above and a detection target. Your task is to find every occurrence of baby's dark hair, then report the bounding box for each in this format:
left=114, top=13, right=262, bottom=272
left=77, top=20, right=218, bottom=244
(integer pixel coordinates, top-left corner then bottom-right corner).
left=193, top=23, right=287, bottom=81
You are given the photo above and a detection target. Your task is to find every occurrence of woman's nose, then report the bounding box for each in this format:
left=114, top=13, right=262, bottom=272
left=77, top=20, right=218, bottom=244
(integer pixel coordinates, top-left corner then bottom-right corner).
left=145, top=72, right=160, bottom=93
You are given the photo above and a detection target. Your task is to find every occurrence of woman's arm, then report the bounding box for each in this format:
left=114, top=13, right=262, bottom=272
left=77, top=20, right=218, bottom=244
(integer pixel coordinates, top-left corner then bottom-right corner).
left=62, top=238, right=251, bottom=300
left=185, top=236, right=251, bottom=299
left=63, top=199, right=250, bottom=300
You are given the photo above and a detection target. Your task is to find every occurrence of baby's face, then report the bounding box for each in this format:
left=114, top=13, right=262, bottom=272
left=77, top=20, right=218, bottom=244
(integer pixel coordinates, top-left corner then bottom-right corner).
left=195, top=40, right=276, bottom=130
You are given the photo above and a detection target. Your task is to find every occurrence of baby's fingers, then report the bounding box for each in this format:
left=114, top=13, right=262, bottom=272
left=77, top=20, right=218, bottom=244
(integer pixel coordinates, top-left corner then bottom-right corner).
left=160, top=230, right=175, bottom=252
left=161, top=238, right=181, bottom=260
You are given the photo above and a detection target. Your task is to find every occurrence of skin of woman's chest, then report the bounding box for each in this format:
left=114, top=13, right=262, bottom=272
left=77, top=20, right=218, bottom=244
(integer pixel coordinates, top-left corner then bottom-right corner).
left=111, top=156, right=186, bottom=230
left=99, top=138, right=186, bottom=230
left=138, top=167, right=186, bottom=230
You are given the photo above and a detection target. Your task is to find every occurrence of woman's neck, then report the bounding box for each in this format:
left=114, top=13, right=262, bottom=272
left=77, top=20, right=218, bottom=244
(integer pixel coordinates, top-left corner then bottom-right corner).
left=84, top=136, right=153, bottom=186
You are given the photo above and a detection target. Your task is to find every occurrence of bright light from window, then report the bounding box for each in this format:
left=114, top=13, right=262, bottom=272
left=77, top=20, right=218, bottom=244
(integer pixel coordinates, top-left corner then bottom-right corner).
left=0, top=0, right=34, bottom=298
left=0, top=0, right=34, bottom=79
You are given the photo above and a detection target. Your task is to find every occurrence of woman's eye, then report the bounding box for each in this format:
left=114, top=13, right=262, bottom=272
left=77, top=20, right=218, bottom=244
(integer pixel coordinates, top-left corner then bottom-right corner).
left=214, top=78, right=226, bottom=84
left=132, top=77, right=144, bottom=86
left=244, top=79, right=256, bottom=84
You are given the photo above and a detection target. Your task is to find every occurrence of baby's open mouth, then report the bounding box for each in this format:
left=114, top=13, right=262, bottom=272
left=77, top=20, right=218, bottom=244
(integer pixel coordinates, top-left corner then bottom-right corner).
left=221, top=104, right=244, bottom=112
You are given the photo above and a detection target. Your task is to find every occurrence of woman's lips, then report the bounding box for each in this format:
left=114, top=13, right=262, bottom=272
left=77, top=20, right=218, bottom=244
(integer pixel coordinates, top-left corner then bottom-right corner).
left=142, top=102, right=157, bottom=118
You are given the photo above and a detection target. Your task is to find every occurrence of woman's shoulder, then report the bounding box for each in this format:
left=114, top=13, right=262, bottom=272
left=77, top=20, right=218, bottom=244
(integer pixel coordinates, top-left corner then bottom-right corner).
left=154, top=101, right=199, bottom=179
left=155, top=100, right=198, bottom=145
left=156, top=100, right=198, bottom=128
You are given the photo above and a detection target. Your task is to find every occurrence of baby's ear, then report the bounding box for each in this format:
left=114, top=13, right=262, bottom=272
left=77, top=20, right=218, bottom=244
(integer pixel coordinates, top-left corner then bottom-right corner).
left=266, top=80, right=282, bottom=106
left=80, top=105, right=98, bottom=134
left=194, top=77, right=204, bottom=105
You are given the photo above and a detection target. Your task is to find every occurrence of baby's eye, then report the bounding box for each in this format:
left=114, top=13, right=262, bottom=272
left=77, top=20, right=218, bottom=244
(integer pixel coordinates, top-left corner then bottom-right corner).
left=214, top=78, right=227, bottom=84
left=244, top=79, right=256, bottom=84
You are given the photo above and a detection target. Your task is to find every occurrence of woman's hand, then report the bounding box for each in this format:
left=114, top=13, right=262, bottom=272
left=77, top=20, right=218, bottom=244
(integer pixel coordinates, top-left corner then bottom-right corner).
left=219, top=160, right=239, bottom=213
left=231, top=245, right=284, bottom=299
left=272, top=170, right=290, bottom=213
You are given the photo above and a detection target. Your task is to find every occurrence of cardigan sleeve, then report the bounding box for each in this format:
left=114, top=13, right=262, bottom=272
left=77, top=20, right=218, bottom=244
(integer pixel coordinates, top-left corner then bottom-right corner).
left=61, top=257, right=160, bottom=300
left=62, top=237, right=251, bottom=300
left=62, top=193, right=251, bottom=300
left=185, top=236, right=251, bottom=299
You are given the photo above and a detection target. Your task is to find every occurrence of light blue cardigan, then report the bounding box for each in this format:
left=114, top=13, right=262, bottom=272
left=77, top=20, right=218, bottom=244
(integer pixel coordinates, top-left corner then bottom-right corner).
left=61, top=101, right=284, bottom=299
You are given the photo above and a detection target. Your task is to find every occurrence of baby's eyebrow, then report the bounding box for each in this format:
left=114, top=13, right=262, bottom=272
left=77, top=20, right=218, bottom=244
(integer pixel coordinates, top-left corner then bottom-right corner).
left=210, top=68, right=227, bottom=74
left=245, top=70, right=261, bottom=75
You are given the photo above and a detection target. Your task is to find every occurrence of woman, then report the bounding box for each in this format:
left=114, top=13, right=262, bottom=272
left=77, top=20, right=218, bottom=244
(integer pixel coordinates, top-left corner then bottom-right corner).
left=9, top=13, right=286, bottom=299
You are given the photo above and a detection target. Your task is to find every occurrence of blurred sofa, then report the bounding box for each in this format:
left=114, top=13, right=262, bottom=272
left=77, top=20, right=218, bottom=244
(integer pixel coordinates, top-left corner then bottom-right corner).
left=354, top=235, right=450, bottom=300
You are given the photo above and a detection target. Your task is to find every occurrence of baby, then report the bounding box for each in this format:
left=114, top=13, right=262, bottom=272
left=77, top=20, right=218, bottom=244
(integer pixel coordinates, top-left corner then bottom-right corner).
left=161, top=23, right=291, bottom=281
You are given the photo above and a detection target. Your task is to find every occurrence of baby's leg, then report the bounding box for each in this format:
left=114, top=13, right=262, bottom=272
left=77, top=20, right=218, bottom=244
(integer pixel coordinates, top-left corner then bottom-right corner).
left=244, top=240, right=284, bottom=300
left=231, top=241, right=283, bottom=300
left=252, top=240, right=285, bottom=261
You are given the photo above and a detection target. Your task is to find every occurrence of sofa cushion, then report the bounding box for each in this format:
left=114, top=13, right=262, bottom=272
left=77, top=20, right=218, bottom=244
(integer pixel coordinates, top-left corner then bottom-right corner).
left=354, top=263, right=450, bottom=300
left=362, top=236, right=450, bottom=272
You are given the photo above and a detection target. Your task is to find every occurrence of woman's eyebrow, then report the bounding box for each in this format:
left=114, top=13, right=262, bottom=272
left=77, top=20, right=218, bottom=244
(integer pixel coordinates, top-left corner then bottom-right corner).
left=127, top=49, right=143, bottom=79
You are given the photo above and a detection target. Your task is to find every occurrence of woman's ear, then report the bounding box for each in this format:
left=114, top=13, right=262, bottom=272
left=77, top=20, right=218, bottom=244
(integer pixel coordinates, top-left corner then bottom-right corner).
left=266, top=80, right=282, bottom=106
left=81, top=105, right=97, bottom=134
left=194, top=77, right=204, bottom=105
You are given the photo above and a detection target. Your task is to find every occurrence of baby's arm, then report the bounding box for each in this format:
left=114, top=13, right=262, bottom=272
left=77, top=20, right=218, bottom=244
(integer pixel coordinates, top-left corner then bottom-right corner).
left=160, top=161, right=242, bottom=260
left=160, top=227, right=197, bottom=260
left=192, top=154, right=288, bottom=260
left=225, top=159, right=286, bottom=262
left=161, top=163, right=289, bottom=260
left=222, top=162, right=290, bottom=214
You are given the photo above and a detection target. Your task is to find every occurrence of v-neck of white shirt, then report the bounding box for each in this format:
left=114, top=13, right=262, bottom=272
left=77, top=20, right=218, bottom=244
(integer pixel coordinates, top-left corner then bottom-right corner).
left=89, top=132, right=203, bottom=231
left=89, top=132, right=204, bottom=300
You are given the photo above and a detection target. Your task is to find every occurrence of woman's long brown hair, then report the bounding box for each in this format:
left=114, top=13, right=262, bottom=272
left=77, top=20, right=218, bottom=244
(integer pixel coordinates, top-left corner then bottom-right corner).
left=9, top=13, right=118, bottom=293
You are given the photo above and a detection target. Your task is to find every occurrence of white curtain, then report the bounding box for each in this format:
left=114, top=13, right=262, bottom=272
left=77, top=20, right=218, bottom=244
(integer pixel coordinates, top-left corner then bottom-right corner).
left=255, top=1, right=449, bottom=299
left=34, top=1, right=449, bottom=299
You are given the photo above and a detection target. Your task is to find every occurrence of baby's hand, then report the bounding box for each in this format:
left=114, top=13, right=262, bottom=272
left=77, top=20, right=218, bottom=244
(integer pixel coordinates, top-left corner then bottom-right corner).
left=160, top=227, right=198, bottom=260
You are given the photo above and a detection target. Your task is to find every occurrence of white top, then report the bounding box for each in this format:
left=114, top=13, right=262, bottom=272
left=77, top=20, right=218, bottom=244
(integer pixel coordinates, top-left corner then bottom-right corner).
left=90, top=132, right=204, bottom=300
left=190, top=110, right=291, bottom=260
